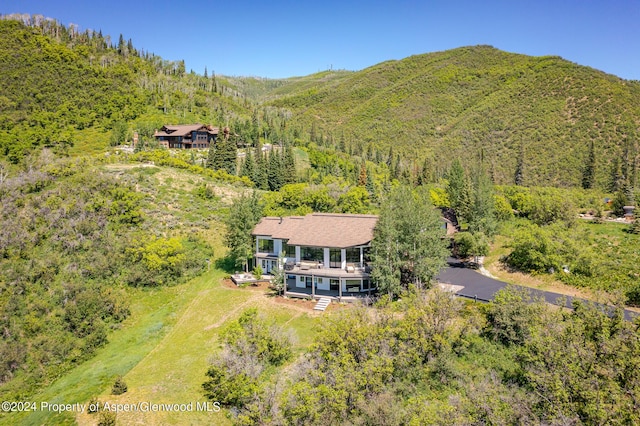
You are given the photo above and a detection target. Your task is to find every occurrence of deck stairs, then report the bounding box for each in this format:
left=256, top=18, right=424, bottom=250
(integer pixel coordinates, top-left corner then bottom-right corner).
left=314, top=297, right=331, bottom=311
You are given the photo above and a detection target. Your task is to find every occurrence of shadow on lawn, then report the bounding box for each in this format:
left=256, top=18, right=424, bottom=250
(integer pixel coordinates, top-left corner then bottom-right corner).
left=214, top=255, right=237, bottom=274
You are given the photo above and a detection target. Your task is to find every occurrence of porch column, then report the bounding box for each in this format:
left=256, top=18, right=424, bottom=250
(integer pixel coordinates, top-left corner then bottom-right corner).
left=339, top=278, right=342, bottom=302
left=360, top=247, right=363, bottom=268
left=295, top=246, right=301, bottom=263
left=311, top=273, right=315, bottom=299
left=323, top=248, right=330, bottom=269
left=341, top=249, right=346, bottom=270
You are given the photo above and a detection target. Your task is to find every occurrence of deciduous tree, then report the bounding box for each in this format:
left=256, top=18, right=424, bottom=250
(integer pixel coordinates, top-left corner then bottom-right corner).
left=224, top=192, right=263, bottom=271
left=370, top=186, right=449, bottom=297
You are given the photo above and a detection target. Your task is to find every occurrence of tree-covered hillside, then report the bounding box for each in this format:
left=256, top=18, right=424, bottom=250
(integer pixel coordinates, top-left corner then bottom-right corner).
left=3, top=15, right=639, bottom=191
left=0, top=16, right=257, bottom=162
left=267, top=45, right=640, bottom=188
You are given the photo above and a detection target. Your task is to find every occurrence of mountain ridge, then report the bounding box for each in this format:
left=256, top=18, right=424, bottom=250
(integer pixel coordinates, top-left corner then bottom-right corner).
left=1, top=15, right=639, bottom=189
left=263, top=45, right=640, bottom=187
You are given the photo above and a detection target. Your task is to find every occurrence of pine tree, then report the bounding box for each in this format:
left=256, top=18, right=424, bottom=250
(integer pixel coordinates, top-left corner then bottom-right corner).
left=117, top=34, right=125, bottom=55
left=282, top=144, right=296, bottom=184
left=209, top=137, right=237, bottom=175
left=582, top=141, right=596, bottom=189
left=390, top=154, right=401, bottom=180
left=268, top=150, right=283, bottom=191
left=224, top=192, right=263, bottom=271
left=609, top=157, right=624, bottom=192
left=447, top=159, right=471, bottom=221
left=207, top=143, right=216, bottom=168
left=240, top=149, right=255, bottom=182
left=417, top=158, right=431, bottom=186
left=365, top=167, right=376, bottom=200
left=253, top=144, right=269, bottom=190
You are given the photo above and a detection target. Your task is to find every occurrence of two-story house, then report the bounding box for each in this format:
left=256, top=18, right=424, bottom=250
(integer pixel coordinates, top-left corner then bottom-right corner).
left=251, top=213, right=378, bottom=298
left=153, top=124, right=219, bottom=149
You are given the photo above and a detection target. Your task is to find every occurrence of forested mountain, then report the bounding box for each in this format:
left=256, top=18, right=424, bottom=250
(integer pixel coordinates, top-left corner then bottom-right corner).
left=264, top=46, right=640, bottom=188
left=0, top=16, right=258, bottom=161
left=2, top=15, right=639, bottom=190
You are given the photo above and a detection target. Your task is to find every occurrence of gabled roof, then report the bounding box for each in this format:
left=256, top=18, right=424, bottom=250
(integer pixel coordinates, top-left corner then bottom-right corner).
left=154, top=124, right=219, bottom=138
left=252, top=213, right=379, bottom=249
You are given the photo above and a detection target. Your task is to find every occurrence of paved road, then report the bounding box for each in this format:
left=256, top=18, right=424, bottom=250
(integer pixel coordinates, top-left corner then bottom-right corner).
left=437, top=258, right=638, bottom=321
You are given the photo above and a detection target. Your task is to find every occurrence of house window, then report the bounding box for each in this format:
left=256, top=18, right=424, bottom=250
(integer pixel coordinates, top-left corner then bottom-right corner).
left=330, top=279, right=339, bottom=291
left=345, top=279, right=361, bottom=292
left=282, top=241, right=296, bottom=258
left=301, top=247, right=323, bottom=261
left=346, top=247, right=360, bottom=264
left=329, top=248, right=341, bottom=268
left=258, top=238, right=274, bottom=254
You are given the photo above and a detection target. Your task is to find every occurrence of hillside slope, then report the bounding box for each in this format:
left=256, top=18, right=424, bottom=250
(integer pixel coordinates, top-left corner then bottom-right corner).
left=269, top=46, right=640, bottom=187
left=0, top=17, right=254, bottom=161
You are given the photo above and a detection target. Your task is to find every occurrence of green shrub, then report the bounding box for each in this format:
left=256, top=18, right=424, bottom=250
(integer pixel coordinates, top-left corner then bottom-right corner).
left=111, top=375, right=128, bottom=395
left=252, top=265, right=263, bottom=279
left=97, top=411, right=116, bottom=426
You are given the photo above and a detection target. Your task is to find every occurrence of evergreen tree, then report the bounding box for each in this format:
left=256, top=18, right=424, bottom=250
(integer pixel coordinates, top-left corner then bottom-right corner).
left=386, top=146, right=394, bottom=166
left=240, top=149, right=255, bottom=182
left=282, top=144, right=296, bottom=185
left=417, top=158, right=431, bottom=186
left=365, top=167, right=376, bottom=199
left=446, top=159, right=471, bottom=221
left=224, top=192, right=263, bottom=271
left=253, top=144, right=269, bottom=190
left=609, top=157, right=624, bottom=192
left=117, top=33, right=125, bottom=55
left=582, top=141, right=596, bottom=189
left=207, top=143, right=216, bottom=169
left=391, top=154, right=401, bottom=180
left=209, top=137, right=237, bottom=175
left=267, top=150, right=283, bottom=191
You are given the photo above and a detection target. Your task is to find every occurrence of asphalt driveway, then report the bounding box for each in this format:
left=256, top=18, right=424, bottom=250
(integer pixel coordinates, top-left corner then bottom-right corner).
left=436, top=258, right=638, bottom=321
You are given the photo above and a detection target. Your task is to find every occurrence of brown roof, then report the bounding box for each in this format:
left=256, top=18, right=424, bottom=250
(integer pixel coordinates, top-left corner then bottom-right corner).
left=252, top=213, right=379, bottom=248
left=154, top=124, right=219, bottom=138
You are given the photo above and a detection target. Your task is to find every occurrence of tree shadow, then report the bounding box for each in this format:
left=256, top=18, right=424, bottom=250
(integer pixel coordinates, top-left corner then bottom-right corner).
left=215, top=255, right=237, bottom=274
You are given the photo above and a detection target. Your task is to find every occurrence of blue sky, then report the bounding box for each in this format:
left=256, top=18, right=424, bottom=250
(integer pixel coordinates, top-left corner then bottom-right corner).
left=2, top=0, right=639, bottom=80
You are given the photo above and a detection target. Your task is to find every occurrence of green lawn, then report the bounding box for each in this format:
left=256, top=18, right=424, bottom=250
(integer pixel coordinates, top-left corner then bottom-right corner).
left=5, top=269, right=322, bottom=426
